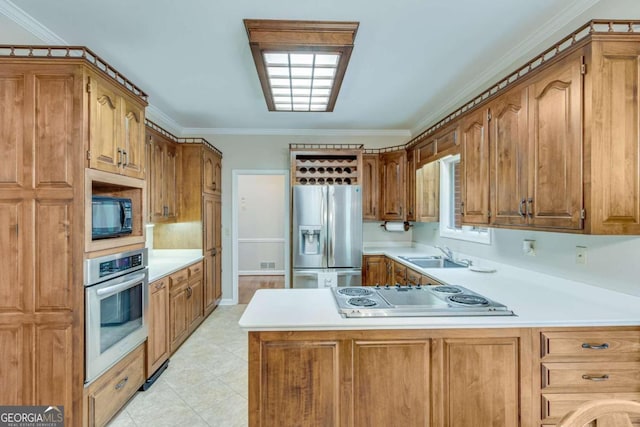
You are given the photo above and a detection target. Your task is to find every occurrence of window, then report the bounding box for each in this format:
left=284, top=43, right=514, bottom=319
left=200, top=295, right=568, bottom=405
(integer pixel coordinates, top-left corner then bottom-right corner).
left=439, top=154, right=491, bottom=244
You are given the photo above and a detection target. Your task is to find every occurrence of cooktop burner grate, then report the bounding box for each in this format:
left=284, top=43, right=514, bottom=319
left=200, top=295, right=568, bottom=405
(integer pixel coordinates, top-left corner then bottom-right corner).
left=448, top=294, right=489, bottom=306
left=431, top=285, right=462, bottom=294
left=338, top=287, right=373, bottom=297
left=347, top=297, right=378, bottom=307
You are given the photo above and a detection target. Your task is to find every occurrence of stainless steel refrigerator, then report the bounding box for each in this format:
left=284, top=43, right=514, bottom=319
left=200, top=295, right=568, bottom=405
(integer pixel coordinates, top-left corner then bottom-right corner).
left=293, top=185, right=362, bottom=288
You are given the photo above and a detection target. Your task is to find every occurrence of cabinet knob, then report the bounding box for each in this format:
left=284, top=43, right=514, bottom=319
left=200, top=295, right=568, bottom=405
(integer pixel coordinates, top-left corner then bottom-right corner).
left=526, top=198, right=533, bottom=218
left=518, top=199, right=526, bottom=218
left=581, top=374, right=609, bottom=382
left=582, top=343, right=609, bottom=350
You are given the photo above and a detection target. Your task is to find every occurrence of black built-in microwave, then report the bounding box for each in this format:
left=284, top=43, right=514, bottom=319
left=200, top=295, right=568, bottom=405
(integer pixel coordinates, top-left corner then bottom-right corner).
left=92, top=196, right=133, bottom=239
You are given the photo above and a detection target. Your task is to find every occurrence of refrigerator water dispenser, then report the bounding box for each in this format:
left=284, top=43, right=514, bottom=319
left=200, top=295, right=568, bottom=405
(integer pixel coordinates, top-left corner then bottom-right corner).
left=299, top=225, right=321, bottom=255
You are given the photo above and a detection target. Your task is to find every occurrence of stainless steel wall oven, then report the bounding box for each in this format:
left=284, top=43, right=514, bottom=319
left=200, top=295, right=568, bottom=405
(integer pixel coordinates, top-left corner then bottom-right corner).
left=84, top=248, right=148, bottom=384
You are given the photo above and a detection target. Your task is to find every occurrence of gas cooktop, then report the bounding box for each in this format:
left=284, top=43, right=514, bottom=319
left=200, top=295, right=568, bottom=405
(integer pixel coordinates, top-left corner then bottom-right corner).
left=332, top=285, right=515, bottom=318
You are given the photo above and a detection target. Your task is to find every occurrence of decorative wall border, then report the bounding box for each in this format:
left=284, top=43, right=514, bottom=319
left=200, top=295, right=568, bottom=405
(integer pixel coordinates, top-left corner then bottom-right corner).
left=405, top=19, right=640, bottom=148
left=146, top=119, right=223, bottom=157
left=0, top=44, right=148, bottom=102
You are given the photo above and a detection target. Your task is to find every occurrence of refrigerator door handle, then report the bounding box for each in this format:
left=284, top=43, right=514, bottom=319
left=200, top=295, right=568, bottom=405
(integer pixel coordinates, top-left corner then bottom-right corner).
left=327, top=186, right=335, bottom=267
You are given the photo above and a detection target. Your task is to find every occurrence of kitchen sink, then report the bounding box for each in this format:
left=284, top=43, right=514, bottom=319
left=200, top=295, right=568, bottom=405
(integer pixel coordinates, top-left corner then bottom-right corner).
left=398, top=256, right=468, bottom=269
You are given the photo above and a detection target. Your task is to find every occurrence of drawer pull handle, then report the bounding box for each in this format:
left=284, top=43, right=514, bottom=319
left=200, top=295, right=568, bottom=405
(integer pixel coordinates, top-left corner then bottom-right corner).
left=582, top=374, right=609, bottom=382
left=115, top=376, right=129, bottom=390
left=582, top=343, right=609, bottom=350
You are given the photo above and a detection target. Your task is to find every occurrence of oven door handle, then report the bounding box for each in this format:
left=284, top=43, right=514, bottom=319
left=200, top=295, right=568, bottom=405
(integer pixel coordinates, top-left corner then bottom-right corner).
left=96, top=272, right=146, bottom=298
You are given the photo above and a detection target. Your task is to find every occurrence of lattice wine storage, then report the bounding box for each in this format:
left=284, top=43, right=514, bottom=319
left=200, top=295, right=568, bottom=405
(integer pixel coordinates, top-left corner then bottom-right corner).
left=290, top=146, right=363, bottom=186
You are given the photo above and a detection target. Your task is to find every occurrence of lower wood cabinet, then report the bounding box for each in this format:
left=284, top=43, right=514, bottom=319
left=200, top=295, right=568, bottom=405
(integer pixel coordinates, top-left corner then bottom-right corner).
left=249, top=329, right=532, bottom=427
left=147, top=277, right=170, bottom=376
left=363, top=255, right=386, bottom=286
left=169, top=261, right=204, bottom=353
left=84, top=344, right=145, bottom=427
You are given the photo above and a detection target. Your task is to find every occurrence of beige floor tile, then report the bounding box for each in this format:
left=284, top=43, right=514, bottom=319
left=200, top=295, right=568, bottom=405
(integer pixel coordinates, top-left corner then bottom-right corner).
left=107, top=305, right=248, bottom=427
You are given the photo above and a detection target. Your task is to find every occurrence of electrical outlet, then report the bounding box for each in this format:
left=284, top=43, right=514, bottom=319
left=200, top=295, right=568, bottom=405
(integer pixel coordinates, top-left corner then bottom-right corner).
left=575, top=246, right=587, bottom=264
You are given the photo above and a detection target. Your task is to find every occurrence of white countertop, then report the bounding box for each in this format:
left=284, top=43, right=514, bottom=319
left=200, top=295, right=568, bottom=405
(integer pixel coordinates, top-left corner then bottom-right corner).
left=239, top=246, right=640, bottom=331
left=148, top=249, right=203, bottom=282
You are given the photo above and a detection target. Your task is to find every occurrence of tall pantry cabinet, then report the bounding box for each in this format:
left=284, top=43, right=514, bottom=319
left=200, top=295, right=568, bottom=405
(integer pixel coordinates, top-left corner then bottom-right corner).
left=0, top=52, right=148, bottom=427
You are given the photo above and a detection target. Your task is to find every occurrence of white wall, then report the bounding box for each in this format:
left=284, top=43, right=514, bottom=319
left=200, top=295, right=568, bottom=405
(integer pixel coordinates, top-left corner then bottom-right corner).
left=412, top=222, right=640, bottom=297
left=237, top=174, right=286, bottom=273
left=200, top=133, right=408, bottom=302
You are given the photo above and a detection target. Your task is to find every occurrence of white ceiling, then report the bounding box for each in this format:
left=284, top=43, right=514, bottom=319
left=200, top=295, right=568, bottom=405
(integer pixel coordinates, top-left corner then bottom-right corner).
left=1, top=0, right=639, bottom=136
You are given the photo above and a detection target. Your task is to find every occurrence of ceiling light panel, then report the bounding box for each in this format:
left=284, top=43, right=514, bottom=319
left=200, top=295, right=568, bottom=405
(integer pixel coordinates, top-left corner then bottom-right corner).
left=244, top=19, right=359, bottom=112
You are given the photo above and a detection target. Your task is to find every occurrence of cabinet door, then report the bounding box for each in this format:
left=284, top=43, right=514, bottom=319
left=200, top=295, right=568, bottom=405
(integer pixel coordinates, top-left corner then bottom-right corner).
left=590, top=41, right=640, bottom=234
left=203, top=252, right=216, bottom=315
left=187, top=276, right=203, bottom=331
left=88, top=76, right=121, bottom=174
left=362, top=154, right=380, bottom=220
left=203, top=195, right=215, bottom=252
left=406, top=148, right=416, bottom=221
left=214, top=196, right=222, bottom=248
left=416, top=161, right=440, bottom=223
left=214, top=248, right=222, bottom=301
left=121, top=98, right=145, bottom=179
left=436, top=337, right=519, bottom=427
left=461, top=108, right=490, bottom=224
left=203, top=148, right=218, bottom=194
left=353, top=340, right=430, bottom=427
left=490, top=86, right=529, bottom=226
left=392, top=260, right=406, bottom=285
left=380, top=151, right=406, bottom=220
left=148, top=135, right=165, bottom=222
left=363, top=255, right=386, bottom=286
left=169, top=283, right=189, bottom=353
left=527, top=53, right=583, bottom=230
left=164, top=143, right=179, bottom=219
left=147, top=278, right=169, bottom=376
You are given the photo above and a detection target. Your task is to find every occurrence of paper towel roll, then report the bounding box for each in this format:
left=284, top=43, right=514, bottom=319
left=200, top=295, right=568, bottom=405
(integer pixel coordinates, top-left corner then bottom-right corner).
left=383, top=221, right=406, bottom=232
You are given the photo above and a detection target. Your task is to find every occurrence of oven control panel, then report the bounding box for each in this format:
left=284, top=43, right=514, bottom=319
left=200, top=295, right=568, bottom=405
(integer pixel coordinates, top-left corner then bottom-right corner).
left=99, top=253, right=143, bottom=277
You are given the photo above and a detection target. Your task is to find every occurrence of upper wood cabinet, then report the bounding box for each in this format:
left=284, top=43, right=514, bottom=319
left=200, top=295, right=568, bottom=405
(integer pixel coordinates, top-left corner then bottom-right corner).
left=203, top=148, right=222, bottom=195
left=416, top=161, right=440, bottom=223
left=362, top=154, right=380, bottom=220
left=587, top=39, right=640, bottom=234
left=406, top=148, right=416, bottom=221
left=380, top=150, right=407, bottom=221
left=527, top=52, right=584, bottom=230
left=88, top=72, right=146, bottom=179
left=489, top=85, right=530, bottom=227
left=146, top=128, right=180, bottom=223
left=460, top=107, right=490, bottom=225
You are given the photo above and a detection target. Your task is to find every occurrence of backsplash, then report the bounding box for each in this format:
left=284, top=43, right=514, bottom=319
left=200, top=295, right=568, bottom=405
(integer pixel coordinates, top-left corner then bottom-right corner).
left=412, top=222, right=640, bottom=297
left=363, top=221, right=413, bottom=246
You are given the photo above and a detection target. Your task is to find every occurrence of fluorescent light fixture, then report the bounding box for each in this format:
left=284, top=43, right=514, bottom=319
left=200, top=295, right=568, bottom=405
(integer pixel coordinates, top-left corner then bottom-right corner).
left=244, top=19, right=359, bottom=112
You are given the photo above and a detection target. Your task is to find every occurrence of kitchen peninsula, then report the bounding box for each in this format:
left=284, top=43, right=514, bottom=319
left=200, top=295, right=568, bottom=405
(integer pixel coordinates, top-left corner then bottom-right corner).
left=240, top=251, right=640, bottom=427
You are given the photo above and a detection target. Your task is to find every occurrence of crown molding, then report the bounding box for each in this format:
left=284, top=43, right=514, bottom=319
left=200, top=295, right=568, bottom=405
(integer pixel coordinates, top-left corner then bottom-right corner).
left=181, top=127, right=412, bottom=137
left=410, top=0, right=601, bottom=136
left=145, top=104, right=183, bottom=136
left=0, top=0, right=67, bottom=44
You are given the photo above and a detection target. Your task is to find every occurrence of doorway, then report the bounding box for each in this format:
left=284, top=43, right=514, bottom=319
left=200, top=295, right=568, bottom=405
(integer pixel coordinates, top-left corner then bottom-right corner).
left=232, top=170, right=289, bottom=304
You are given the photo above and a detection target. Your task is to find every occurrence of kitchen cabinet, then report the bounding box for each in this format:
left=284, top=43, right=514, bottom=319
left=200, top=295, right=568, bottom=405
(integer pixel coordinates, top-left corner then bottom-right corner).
left=535, top=327, right=640, bottom=425
left=147, top=277, right=170, bottom=377
left=406, top=148, right=417, bottom=221
left=526, top=52, right=583, bottom=230
left=363, top=255, right=386, bottom=286
left=416, top=161, right=440, bottom=223
left=489, top=85, right=530, bottom=227
left=392, top=260, right=407, bottom=285
left=147, top=128, right=180, bottom=223
left=203, top=147, right=222, bottom=195
left=168, top=261, right=204, bottom=353
left=87, top=71, right=146, bottom=179
left=460, top=107, right=490, bottom=225
left=248, top=328, right=531, bottom=427
left=362, top=154, right=380, bottom=220
left=379, top=150, right=407, bottom=221
left=84, top=344, right=145, bottom=427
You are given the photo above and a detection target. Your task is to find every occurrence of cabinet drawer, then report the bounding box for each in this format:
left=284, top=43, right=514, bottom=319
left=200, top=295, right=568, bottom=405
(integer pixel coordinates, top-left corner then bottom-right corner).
left=188, top=261, right=203, bottom=278
left=541, top=330, right=640, bottom=358
left=169, top=269, right=189, bottom=288
left=150, top=277, right=168, bottom=294
left=406, top=268, right=421, bottom=286
left=541, top=392, right=640, bottom=422
left=542, top=362, right=640, bottom=390
left=87, top=345, right=145, bottom=427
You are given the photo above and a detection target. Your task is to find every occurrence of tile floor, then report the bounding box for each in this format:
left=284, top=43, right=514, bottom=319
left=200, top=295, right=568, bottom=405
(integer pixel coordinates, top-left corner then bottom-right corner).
left=107, top=304, right=249, bottom=427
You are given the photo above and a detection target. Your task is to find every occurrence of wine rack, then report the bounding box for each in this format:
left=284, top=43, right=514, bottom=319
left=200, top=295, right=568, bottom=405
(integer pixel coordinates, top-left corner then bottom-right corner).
left=293, top=153, right=361, bottom=186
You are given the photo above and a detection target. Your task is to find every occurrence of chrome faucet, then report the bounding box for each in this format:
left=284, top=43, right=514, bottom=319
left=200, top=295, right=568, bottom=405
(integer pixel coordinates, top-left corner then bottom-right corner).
left=435, top=245, right=454, bottom=261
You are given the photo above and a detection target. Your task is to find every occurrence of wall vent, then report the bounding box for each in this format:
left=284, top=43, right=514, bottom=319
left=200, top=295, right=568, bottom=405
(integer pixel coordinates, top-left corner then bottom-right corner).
left=260, top=262, right=276, bottom=270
